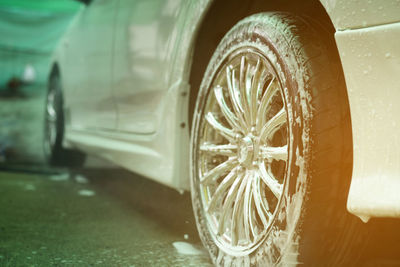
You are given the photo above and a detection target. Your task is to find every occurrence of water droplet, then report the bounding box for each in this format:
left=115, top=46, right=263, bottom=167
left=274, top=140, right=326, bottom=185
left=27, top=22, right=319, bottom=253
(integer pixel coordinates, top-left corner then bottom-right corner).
left=385, top=53, right=391, bottom=58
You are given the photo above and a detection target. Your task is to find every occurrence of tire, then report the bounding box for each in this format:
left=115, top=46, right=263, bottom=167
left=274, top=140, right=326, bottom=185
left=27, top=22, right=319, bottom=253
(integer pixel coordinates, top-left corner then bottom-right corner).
left=44, top=70, right=85, bottom=167
left=44, top=70, right=66, bottom=166
left=190, top=13, right=364, bottom=266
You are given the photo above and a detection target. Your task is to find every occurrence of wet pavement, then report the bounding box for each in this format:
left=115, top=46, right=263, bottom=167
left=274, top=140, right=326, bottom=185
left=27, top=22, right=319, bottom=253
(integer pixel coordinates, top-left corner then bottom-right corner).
left=0, top=166, right=213, bottom=266
left=0, top=83, right=213, bottom=266
left=4, top=165, right=400, bottom=267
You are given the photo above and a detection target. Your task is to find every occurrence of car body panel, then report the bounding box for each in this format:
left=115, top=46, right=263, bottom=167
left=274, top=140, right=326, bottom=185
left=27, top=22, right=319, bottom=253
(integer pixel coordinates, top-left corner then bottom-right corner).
left=320, top=0, right=400, bottom=30
left=54, top=0, right=400, bottom=219
left=319, top=0, right=400, bottom=221
left=335, top=22, right=400, bottom=221
left=62, top=0, right=118, bottom=130
left=61, top=0, right=210, bottom=190
left=113, top=0, right=185, bottom=134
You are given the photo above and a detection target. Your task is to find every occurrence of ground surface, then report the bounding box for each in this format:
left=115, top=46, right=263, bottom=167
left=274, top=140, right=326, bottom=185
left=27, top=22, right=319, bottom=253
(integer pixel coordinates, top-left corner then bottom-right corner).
left=0, top=83, right=213, bottom=266
left=0, top=166, right=213, bottom=266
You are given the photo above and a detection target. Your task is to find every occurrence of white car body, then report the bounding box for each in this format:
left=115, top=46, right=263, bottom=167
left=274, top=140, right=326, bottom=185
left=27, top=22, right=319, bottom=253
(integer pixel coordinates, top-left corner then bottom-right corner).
left=52, top=0, right=400, bottom=222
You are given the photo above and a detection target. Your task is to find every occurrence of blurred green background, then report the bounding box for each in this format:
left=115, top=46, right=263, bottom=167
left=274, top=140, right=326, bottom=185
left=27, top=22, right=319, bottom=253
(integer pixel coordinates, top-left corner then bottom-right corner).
left=0, top=0, right=82, bottom=164
left=0, top=0, right=81, bottom=88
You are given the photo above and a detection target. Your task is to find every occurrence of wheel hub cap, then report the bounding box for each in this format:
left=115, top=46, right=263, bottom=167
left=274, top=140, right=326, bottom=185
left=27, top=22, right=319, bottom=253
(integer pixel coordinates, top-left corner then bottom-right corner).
left=237, top=136, right=255, bottom=168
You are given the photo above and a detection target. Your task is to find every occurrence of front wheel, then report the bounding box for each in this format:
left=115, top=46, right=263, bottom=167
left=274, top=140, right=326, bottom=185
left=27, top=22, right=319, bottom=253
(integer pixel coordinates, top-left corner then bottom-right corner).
left=190, top=13, right=364, bottom=266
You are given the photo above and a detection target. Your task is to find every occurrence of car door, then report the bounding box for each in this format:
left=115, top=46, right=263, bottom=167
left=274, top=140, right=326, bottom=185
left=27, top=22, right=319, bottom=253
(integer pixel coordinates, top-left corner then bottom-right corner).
left=64, top=0, right=118, bottom=130
left=112, top=0, right=186, bottom=134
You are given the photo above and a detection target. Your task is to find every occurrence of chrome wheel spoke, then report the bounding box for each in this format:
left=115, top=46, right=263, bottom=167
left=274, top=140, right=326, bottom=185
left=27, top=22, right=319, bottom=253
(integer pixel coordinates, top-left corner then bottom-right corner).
left=226, top=66, right=248, bottom=129
left=230, top=173, right=249, bottom=244
left=248, top=59, right=262, bottom=125
left=200, top=143, right=236, bottom=157
left=255, top=69, right=269, bottom=107
left=205, top=112, right=235, bottom=141
left=260, top=145, right=288, bottom=162
left=239, top=56, right=252, bottom=126
left=256, top=77, right=279, bottom=131
left=260, top=107, right=286, bottom=141
left=243, top=172, right=255, bottom=241
left=47, top=93, right=57, bottom=118
left=207, top=169, right=238, bottom=213
left=200, top=157, right=237, bottom=184
left=213, top=85, right=242, bottom=132
left=253, top=176, right=272, bottom=226
left=245, top=62, right=253, bottom=109
left=258, top=162, right=282, bottom=199
left=218, top=172, right=244, bottom=235
left=247, top=191, right=258, bottom=238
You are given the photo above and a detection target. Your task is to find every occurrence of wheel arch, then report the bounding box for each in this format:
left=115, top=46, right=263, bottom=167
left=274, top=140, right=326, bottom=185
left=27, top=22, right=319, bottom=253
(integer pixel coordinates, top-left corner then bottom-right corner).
left=188, top=0, right=339, bottom=125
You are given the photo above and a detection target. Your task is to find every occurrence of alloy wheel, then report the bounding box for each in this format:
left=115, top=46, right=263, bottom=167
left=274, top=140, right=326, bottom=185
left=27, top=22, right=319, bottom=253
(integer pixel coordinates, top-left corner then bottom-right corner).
left=196, top=48, right=289, bottom=254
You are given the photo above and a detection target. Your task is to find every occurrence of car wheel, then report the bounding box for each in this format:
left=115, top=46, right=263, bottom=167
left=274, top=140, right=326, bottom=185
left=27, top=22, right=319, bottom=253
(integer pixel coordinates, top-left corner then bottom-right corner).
left=44, top=70, right=66, bottom=166
left=190, top=12, right=364, bottom=266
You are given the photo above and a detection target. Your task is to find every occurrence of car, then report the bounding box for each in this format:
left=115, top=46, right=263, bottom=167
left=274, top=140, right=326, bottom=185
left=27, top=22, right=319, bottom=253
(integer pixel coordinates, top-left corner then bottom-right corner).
left=44, top=0, right=400, bottom=265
